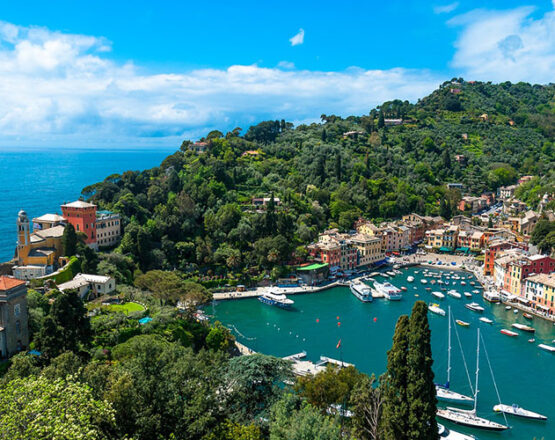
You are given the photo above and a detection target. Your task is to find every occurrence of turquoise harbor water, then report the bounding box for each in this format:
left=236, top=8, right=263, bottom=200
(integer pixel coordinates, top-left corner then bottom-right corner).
left=0, top=147, right=175, bottom=262
left=212, top=266, right=555, bottom=440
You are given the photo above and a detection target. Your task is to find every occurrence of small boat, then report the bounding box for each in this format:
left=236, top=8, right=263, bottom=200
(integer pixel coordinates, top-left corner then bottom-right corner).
left=401, top=286, right=407, bottom=291
left=407, top=276, right=415, bottom=282
left=538, top=344, right=555, bottom=352
left=460, top=281, right=466, bottom=286
left=437, top=423, right=476, bottom=440
left=381, top=273, right=389, bottom=278
left=483, top=291, right=500, bottom=302
left=528, top=338, right=535, bottom=343
left=493, top=404, right=547, bottom=420
left=479, top=317, right=493, bottom=324
left=421, top=279, right=428, bottom=284
left=470, top=281, right=475, bottom=285
left=432, top=291, right=445, bottom=300
left=465, top=302, right=484, bottom=313
left=259, top=291, right=294, bottom=309
left=349, top=281, right=373, bottom=302
left=505, top=306, right=512, bottom=311
left=500, top=329, right=518, bottom=337
left=511, top=323, right=535, bottom=333
left=513, top=309, right=518, bottom=314
left=386, top=271, right=396, bottom=277
left=393, top=264, right=401, bottom=270
left=463, top=291, right=472, bottom=298
left=523, top=313, right=533, bottom=320
left=456, top=320, right=470, bottom=327
left=429, top=303, right=446, bottom=316
left=447, top=290, right=461, bottom=299
left=431, top=279, right=437, bottom=285
left=472, top=289, right=481, bottom=294
left=425, top=287, right=432, bottom=291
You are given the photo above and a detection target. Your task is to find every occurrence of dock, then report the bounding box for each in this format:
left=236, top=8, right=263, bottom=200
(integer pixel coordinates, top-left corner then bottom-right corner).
left=318, top=356, right=354, bottom=368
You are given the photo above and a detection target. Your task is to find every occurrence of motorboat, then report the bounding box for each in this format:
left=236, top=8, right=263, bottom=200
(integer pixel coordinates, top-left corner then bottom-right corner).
left=407, top=276, right=415, bottom=282
left=386, top=271, right=396, bottom=277
left=463, top=291, right=472, bottom=298
left=437, top=329, right=509, bottom=432
left=461, top=281, right=466, bottom=286
left=465, top=303, right=484, bottom=313
left=349, top=281, right=373, bottom=302
left=456, top=320, right=470, bottom=327
left=505, top=306, right=512, bottom=311
left=447, top=290, right=461, bottom=299
left=431, top=279, right=437, bottom=285
left=432, top=291, right=445, bottom=300
left=538, top=344, right=555, bottom=352
left=500, top=329, right=518, bottom=337
left=479, top=317, right=493, bottom=324
left=259, top=291, right=294, bottom=309
left=428, top=303, right=446, bottom=316
left=513, top=309, right=518, bottom=314
left=393, top=264, right=401, bottom=270
left=374, top=281, right=402, bottom=300
left=511, top=323, right=534, bottom=333
left=483, top=291, right=500, bottom=303
left=523, top=313, right=533, bottom=320
left=438, top=423, right=476, bottom=440
left=421, top=279, right=428, bottom=284
left=401, top=286, right=407, bottom=291
left=493, top=404, right=547, bottom=420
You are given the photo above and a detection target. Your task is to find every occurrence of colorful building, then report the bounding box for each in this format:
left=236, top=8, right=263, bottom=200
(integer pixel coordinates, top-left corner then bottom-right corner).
left=523, top=273, right=555, bottom=316
left=349, top=234, right=384, bottom=267
left=96, top=210, right=121, bottom=247
left=0, top=276, right=29, bottom=358
left=61, top=200, right=97, bottom=247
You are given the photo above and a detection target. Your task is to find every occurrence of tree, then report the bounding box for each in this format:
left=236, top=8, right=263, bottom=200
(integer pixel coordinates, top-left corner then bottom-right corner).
left=0, top=376, right=117, bottom=440
left=62, top=223, right=77, bottom=256
left=406, top=301, right=438, bottom=440
left=81, top=245, right=99, bottom=273
left=381, top=314, right=410, bottom=440
left=377, top=111, right=385, bottom=129
left=269, top=393, right=341, bottom=440
left=265, top=193, right=277, bottom=235
left=350, top=374, right=384, bottom=440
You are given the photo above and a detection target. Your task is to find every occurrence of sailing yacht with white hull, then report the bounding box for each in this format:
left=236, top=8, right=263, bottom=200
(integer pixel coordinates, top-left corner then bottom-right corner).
left=436, top=307, right=474, bottom=405
left=437, top=329, right=510, bottom=431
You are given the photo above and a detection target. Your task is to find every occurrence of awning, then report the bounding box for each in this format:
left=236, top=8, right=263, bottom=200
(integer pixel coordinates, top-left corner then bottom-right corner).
left=439, top=247, right=453, bottom=252
left=425, top=245, right=433, bottom=249
left=296, top=263, right=329, bottom=271
left=516, top=297, right=530, bottom=304
left=536, top=304, right=549, bottom=311
left=456, top=247, right=470, bottom=253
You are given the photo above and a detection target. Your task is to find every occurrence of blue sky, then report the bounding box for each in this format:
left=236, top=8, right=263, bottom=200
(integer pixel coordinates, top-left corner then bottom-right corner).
left=0, top=0, right=554, bottom=147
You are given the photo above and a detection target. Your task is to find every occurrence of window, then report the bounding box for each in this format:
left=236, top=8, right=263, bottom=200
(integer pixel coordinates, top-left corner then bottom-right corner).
left=16, top=320, right=21, bottom=335
left=14, top=304, right=20, bottom=317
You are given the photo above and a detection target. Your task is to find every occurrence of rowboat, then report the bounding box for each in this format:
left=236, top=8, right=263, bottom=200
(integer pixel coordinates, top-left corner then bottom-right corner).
left=456, top=320, right=470, bottom=327
left=493, top=404, right=547, bottom=420
left=511, top=323, right=535, bottom=333
left=500, top=329, right=518, bottom=337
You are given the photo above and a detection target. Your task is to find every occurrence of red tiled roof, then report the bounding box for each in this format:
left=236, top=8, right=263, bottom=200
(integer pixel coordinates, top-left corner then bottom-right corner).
left=0, top=276, right=25, bottom=291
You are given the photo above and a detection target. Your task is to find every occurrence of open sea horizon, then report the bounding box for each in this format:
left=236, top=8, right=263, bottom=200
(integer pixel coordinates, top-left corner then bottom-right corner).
left=0, top=146, right=176, bottom=262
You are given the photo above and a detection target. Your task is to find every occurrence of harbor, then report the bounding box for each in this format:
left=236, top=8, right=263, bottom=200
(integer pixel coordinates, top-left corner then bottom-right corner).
left=211, top=264, right=555, bottom=440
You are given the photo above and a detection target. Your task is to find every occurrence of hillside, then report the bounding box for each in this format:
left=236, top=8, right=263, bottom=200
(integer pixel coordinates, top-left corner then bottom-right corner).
left=82, top=79, right=555, bottom=278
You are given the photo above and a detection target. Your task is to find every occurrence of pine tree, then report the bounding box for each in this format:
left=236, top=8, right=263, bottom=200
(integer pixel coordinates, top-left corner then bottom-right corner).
left=62, top=223, right=77, bottom=256
left=406, top=301, right=438, bottom=440
left=381, top=315, right=410, bottom=440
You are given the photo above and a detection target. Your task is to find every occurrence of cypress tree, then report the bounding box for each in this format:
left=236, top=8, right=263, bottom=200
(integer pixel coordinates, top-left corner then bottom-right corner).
left=381, top=315, right=410, bottom=440
left=406, top=301, right=438, bottom=440
left=62, top=223, right=77, bottom=256
left=377, top=111, right=385, bottom=129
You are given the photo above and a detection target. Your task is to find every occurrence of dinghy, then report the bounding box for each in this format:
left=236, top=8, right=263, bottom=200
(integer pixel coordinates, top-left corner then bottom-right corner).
left=456, top=320, right=470, bottom=327
left=523, top=313, right=533, bottom=320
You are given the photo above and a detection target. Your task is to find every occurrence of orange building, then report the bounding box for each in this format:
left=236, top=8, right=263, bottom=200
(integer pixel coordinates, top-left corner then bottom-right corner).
left=61, top=200, right=97, bottom=246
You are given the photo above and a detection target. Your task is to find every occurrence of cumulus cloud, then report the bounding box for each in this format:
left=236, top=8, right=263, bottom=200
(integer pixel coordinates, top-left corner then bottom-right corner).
left=289, top=28, right=305, bottom=46
left=0, top=21, right=441, bottom=147
left=434, top=2, right=459, bottom=14
left=448, top=5, right=555, bottom=83
left=277, top=60, right=295, bottom=69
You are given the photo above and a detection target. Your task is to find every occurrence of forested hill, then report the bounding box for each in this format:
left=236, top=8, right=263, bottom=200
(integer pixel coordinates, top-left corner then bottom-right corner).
left=83, top=79, right=555, bottom=275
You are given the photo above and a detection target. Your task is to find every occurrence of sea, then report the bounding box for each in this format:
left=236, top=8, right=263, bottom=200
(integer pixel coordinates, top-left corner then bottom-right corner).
left=0, top=147, right=175, bottom=262
left=211, top=266, right=555, bottom=440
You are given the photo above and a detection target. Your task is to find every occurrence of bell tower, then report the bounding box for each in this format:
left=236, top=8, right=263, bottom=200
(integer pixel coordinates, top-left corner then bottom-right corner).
left=17, top=210, right=30, bottom=252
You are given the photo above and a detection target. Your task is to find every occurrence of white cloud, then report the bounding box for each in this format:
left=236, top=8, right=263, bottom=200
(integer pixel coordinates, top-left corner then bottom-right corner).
left=289, top=28, right=305, bottom=46
left=277, top=60, right=295, bottom=69
left=0, top=21, right=442, bottom=147
left=434, top=2, right=459, bottom=14
left=448, top=5, right=555, bottom=83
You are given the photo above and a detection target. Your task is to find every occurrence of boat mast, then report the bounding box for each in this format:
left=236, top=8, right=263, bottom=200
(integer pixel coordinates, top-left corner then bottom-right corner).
left=473, top=328, right=480, bottom=414
left=447, top=306, right=451, bottom=388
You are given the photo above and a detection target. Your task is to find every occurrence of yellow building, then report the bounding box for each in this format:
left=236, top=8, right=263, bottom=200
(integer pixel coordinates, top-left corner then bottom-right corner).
left=349, top=234, right=384, bottom=267
left=524, top=273, right=555, bottom=316
left=13, top=210, right=65, bottom=280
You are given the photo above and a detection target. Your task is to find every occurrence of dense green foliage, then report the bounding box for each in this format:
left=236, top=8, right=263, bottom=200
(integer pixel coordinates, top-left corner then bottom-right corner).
left=80, top=80, right=554, bottom=281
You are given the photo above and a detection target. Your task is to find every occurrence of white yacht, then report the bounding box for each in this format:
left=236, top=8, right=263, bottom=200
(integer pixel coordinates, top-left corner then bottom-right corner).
left=407, top=276, right=415, bottom=282
left=428, top=303, right=446, bottom=316
left=465, top=302, right=484, bottom=313
left=432, top=291, right=445, bottom=300
left=349, top=281, right=373, bottom=303
left=259, top=290, right=294, bottom=309
left=374, top=281, right=402, bottom=300
left=494, top=404, right=547, bottom=420
left=447, top=290, right=461, bottom=299
left=479, top=317, right=493, bottom=324
left=421, top=279, right=428, bottom=284
left=438, top=423, right=476, bottom=440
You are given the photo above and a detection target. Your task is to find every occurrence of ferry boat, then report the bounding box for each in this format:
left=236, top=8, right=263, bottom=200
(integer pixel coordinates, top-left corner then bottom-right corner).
left=349, top=281, right=373, bottom=302
left=407, top=276, right=415, bottom=282
left=438, top=423, right=476, bottom=440
left=374, top=281, right=402, bottom=300
left=483, top=291, right=500, bottom=303
left=258, top=290, right=294, bottom=309
left=465, top=302, right=484, bottom=313
left=432, top=291, right=445, bottom=300
left=494, top=404, right=547, bottom=420
left=511, top=323, right=535, bottom=333
left=479, top=317, right=493, bottom=324
left=428, top=303, right=446, bottom=316
left=447, top=290, right=461, bottom=299
left=500, top=329, right=518, bottom=337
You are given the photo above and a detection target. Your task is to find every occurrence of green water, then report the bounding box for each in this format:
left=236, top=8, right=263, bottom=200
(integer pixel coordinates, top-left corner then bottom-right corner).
left=211, top=266, right=554, bottom=440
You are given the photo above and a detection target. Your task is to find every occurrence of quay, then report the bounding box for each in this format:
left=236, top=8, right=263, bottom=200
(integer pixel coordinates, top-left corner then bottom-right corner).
left=213, top=280, right=345, bottom=301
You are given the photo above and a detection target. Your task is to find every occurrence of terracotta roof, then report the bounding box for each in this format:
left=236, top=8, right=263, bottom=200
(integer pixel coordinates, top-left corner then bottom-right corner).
left=0, top=276, right=25, bottom=291
left=61, top=200, right=96, bottom=209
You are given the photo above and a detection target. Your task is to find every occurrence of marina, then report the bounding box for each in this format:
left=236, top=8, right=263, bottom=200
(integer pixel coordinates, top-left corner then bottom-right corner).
left=211, top=265, right=555, bottom=440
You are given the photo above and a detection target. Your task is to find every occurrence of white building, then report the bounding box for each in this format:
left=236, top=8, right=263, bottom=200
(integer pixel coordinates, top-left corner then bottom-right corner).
left=58, top=273, right=116, bottom=300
